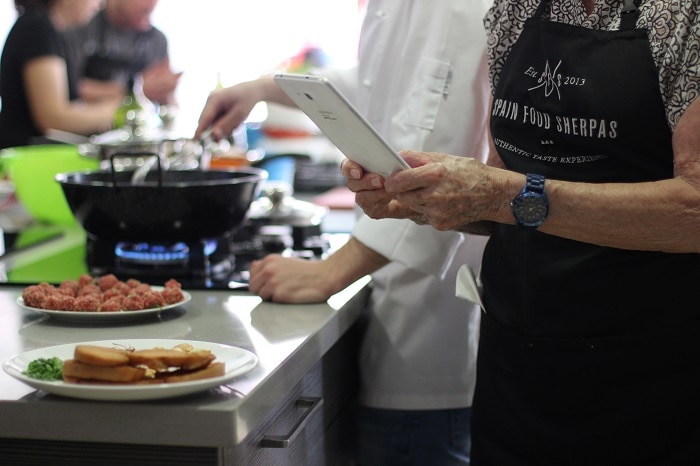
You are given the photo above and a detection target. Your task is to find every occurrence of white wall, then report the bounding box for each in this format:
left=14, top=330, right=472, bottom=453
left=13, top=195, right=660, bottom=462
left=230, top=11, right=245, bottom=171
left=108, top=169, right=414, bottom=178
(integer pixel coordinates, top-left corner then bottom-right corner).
left=1, top=0, right=362, bottom=134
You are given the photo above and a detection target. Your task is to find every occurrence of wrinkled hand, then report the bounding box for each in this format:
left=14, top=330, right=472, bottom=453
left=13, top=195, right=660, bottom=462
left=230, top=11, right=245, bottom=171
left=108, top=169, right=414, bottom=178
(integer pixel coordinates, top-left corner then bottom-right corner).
left=384, top=151, right=492, bottom=231
left=248, top=254, right=336, bottom=303
left=340, top=158, right=427, bottom=223
left=342, top=151, right=493, bottom=231
left=142, top=59, right=182, bottom=105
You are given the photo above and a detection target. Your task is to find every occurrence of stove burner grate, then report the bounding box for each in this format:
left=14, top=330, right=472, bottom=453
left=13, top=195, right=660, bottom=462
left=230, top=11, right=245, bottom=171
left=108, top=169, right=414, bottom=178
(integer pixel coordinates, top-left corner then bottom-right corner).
left=86, top=225, right=334, bottom=289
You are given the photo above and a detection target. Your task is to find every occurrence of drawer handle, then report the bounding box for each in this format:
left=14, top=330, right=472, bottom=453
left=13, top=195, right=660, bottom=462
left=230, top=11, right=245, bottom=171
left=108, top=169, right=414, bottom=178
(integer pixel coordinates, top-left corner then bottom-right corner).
left=259, top=397, right=323, bottom=448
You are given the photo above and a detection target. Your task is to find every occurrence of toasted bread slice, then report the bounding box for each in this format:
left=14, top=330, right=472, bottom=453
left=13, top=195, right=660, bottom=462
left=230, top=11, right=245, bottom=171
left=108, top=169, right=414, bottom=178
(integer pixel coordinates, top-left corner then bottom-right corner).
left=127, top=348, right=215, bottom=371
left=74, top=345, right=130, bottom=367
left=63, top=359, right=148, bottom=383
left=159, top=362, right=226, bottom=383
left=63, top=376, right=165, bottom=385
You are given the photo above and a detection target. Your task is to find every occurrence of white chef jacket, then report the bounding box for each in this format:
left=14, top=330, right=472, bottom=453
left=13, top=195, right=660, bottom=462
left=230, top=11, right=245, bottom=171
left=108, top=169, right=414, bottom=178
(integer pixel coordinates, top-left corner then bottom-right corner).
left=322, top=0, right=492, bottom=410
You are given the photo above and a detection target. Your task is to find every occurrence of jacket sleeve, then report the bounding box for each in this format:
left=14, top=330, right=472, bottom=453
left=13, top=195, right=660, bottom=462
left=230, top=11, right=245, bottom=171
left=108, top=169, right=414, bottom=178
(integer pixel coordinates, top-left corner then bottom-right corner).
left=313, top=66, right=359, bottom=105
left=352, top=214, right=465, bottom=280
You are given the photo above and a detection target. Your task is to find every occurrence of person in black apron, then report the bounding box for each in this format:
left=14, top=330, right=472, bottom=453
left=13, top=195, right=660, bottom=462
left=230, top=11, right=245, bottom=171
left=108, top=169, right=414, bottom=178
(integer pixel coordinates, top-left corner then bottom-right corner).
left=474, top=0, right=700, bottom=464
left=340, top=0, right=700, bottom=464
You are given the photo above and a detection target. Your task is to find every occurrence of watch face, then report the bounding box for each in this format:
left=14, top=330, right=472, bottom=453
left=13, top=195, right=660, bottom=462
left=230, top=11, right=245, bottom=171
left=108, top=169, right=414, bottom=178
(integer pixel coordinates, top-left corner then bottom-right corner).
left=513, top=194, right=548, bottom=226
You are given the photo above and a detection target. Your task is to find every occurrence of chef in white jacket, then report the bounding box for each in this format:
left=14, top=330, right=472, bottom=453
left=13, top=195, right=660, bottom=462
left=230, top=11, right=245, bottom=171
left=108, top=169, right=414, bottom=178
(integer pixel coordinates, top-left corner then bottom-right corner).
left=195, top=1, right=491, bottom=463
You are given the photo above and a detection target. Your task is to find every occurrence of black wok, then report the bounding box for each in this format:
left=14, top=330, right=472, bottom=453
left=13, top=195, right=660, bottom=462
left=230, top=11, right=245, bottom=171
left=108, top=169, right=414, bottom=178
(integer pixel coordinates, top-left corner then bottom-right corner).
left=56, top=167, right=267, bottom=242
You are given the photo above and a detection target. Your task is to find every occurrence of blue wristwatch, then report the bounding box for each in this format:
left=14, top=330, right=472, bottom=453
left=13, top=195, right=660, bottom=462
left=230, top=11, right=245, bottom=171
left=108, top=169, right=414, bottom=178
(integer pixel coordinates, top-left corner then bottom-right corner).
left=511, top=173, right=549, bottom=229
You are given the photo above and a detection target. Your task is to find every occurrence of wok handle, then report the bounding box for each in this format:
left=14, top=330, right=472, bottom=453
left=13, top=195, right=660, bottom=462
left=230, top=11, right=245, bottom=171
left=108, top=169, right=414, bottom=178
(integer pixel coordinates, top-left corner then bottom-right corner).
left=108, top=152, right=163, bottom=187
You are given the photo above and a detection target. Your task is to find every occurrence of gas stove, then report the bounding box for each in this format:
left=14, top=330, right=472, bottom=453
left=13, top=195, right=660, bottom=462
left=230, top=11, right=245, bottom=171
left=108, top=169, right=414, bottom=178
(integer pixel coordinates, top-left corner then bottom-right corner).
left=85, top=220, right=333, bottom=290
left=0, top=189, right=351, bottom=290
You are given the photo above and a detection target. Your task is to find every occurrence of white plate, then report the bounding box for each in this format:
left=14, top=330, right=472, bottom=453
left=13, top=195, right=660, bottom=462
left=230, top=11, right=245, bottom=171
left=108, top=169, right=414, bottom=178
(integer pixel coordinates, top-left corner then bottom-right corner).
left=17, top=287, right=192, bottom=323
left=2, top=339, right=258, bottom=401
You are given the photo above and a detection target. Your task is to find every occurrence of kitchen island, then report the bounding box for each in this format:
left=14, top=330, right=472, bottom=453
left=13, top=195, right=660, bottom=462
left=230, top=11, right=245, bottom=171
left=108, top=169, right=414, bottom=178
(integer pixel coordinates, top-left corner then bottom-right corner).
left=0, top=197, right=368, bottom=464
left=0, top=278, right=370, bottom=465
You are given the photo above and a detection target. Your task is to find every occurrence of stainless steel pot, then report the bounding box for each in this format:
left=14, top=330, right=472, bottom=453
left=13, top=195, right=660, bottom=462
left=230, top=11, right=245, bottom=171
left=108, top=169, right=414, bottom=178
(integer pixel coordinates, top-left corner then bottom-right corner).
left=247, top=182, right=328, bottom=228
left=45, top=128, right=205, bottom=171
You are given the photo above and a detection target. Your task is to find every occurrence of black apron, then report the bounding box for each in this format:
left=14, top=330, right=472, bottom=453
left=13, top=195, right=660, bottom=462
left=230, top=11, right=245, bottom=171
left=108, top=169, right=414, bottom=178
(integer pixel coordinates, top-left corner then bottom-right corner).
left=474, top=1, right=700, bottom=464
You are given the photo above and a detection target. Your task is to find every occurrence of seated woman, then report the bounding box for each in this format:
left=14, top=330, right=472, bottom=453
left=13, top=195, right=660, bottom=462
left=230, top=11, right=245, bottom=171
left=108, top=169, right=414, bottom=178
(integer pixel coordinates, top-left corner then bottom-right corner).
left=0, top=0, right=120, bottom=149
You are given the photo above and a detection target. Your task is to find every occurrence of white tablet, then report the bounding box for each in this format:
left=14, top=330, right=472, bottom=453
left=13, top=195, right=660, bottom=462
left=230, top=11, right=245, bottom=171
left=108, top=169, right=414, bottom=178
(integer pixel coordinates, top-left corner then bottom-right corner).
left=273, top=73, right=410, bottom=178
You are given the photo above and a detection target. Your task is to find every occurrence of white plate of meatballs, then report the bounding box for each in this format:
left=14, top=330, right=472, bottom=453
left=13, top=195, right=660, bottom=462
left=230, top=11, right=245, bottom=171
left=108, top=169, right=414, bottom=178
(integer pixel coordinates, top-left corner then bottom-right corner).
left=18, top=275, right=191, bottom=323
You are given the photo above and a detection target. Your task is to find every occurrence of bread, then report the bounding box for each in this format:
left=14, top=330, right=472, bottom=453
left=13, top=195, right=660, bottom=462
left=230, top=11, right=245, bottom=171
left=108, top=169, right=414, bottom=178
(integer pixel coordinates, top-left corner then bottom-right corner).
left=63, top=359, right=148, bottom=383
left=62, top=343, right=223, bottom=385
left=127, top=348, right=215, bottom=371
left=159, top=362, right=225, bottom=383
left=74, top=345, right=130, bottom=367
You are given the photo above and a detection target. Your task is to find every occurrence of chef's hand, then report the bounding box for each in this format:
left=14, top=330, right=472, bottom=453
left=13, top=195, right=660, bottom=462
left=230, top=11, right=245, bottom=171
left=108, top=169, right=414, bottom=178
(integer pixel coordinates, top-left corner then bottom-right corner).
left=249, top=237, right=390, bottom=303
left=194, top=77, right=292, bottom=141
left=194, top=81, right=260, bottom=141
left=248, top=254, right=339, bottom=303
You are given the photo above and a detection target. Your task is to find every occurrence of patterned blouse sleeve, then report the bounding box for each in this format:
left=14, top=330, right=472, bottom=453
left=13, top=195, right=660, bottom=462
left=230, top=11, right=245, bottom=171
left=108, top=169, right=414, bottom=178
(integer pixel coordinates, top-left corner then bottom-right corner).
left=483, top=0, right=536, bottom=95
left=649, top=3, right=700, bottom=130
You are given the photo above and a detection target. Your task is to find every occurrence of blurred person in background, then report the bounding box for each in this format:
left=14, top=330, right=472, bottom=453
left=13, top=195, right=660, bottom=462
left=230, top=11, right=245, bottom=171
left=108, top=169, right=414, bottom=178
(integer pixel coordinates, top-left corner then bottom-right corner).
left=63, top=0, right=181, bottom=106
left=196, top=0, right=492, bottom=464
left=0, top=0, right=119, bottom=149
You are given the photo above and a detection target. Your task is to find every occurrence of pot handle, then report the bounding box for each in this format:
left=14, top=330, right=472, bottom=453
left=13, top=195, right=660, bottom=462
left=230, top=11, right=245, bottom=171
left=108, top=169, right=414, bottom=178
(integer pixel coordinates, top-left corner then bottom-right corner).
left=43, top=129, right=101, bottom=160
left=108, top=152, right=163, bottom=187
left=44, top=128, right=90, bottom=145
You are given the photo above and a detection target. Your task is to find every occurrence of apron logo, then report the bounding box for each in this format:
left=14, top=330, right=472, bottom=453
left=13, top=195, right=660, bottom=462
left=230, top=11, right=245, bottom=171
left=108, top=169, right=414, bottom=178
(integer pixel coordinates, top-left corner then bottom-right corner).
left=525, top=60, right=589, bottom=100
left=526, top=60, right=562, bottom=99
left=490, top=59, right=618, bottom=151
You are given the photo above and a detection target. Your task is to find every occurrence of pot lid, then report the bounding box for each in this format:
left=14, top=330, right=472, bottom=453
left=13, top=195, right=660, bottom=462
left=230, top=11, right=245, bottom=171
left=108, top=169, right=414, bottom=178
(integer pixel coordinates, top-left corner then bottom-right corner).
left=248, top=182, right=328, bottom=227
left=89, top=127, right=181, bottom=147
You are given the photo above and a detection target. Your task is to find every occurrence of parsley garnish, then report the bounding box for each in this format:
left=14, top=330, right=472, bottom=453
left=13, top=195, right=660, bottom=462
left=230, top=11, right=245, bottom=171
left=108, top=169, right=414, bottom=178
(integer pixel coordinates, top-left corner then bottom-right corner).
left=23, top=357, right=63, bottom=381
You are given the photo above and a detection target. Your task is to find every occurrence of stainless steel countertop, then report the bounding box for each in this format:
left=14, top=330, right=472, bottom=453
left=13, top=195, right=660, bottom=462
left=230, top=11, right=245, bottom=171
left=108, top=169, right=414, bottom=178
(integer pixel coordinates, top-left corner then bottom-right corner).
left=0, top=183, right=366, bottom=448
left=0, top=278, right=370, bottom=447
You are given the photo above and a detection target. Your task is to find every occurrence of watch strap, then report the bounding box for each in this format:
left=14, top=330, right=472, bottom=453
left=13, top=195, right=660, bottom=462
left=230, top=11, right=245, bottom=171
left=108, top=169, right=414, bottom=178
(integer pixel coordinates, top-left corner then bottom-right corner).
left=526, top=173, right=545, bottom=195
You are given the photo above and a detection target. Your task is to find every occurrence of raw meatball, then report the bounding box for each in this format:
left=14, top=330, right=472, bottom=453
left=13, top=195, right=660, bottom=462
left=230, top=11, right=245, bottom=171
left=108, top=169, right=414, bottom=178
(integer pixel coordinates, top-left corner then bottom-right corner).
left=105, top=282, right=130, bottom=297
left=99, top=296, right=124, bottom=312
left=142, top=290, right=166, bottom=309
left=161, top=286, right=184, bottom=304
left=123, top=294, right=144, bottom=311
left=77, top=274, right=95, bottom=288
left=36, top=282, right=56, bottom=294
left=77, top=284, right=101, bottom=297
left=58, top=279, right=79, bottom=297
left=132, top=283, right=152, bottom=295
left=22, top=286, right=48, bottom=308
left=164, top=279, right=182, bottom=289
left=98, top=274, right=119, bottom=292
left=126, top=278, right=142, bottom=288
left=43, top=293, right=75, bottom=311
left=73, top=294, right=102, bottom=312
